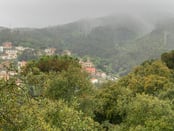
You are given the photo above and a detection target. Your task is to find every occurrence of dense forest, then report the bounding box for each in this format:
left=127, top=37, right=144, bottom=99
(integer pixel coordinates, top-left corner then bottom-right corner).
left=1, top=50, right=174, bottom=130
left=1, top=15, right=174, bottom=75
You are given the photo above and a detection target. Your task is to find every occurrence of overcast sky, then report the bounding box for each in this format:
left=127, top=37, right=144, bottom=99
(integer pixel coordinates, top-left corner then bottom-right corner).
left=0, top=0, right=174, bottom=28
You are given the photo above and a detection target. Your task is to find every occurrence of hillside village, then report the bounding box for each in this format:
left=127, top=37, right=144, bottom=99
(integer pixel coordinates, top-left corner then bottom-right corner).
left=0, top=41, right=117, bottom=84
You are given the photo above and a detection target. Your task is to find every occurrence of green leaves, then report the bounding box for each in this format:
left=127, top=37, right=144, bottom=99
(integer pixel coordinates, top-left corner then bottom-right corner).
left=94, top=83, right=132, bottom=125
left=125, top=94, right=174, bottom=130
left=117, top=60, right=173, bottom=95
left=1, top=51, right=174, bottom=130
left=45, top=100, right=100, bottom=131
left=43, top=63, right=92, bottom=102
left=93, top=53, right=174, bottom=130
left=161, top=50, right=174, bottom=69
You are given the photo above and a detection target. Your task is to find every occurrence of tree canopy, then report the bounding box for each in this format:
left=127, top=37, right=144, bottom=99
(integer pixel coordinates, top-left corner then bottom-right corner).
left=1, top=51, right=174, bottom=130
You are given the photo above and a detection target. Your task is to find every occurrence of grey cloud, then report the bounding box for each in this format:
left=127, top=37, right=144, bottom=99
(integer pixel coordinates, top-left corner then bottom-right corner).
left=0, top=0, right=174, bottom=27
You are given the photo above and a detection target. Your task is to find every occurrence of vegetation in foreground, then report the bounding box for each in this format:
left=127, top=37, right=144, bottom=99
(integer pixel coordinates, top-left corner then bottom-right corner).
left=1, top=50, right=174, bottom=130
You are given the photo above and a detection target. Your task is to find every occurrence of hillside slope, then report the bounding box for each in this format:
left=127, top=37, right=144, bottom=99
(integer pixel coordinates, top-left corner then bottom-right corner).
left=0, top=14, right=174, bottom=75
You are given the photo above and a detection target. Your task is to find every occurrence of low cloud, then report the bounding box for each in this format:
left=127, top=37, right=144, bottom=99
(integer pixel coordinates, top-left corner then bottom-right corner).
left=0, top=0, right=173, bottom=27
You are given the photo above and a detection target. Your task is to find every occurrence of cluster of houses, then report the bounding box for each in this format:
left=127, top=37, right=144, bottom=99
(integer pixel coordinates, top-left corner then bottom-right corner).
left=79, top=58, right=115, bottom=84
left=0, top=42, right=58, bottom=80
left=0, top=41, right=117, bottom=83
left=0, top=42, right=25, bottom=60
left=44, top=48, right=57, bottom=56
left=0, top=42, right=59, bottom=60
left=0, top=61, right=27, bottom=81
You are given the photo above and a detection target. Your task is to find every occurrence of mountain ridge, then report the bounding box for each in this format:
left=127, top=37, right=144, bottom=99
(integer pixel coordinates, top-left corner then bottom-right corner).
left=0, top=14, right=174, bottom=75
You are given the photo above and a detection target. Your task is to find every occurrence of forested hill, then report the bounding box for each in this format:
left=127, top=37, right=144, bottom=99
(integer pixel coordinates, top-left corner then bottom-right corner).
left=0, top=14, right=174, bottom=75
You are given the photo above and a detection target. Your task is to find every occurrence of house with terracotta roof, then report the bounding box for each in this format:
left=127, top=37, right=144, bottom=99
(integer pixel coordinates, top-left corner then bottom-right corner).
left=1, top=49, right=18, bottom=60
left=2, top=42, right=12, bottom=49
left=62, top=50, right=72, bottom=56
left=79, top=58, right=96, bottom=75
left=79, top=58, right=94, bottom=68
left=85, top=67, right=96, bottom=74
left=44, top=48, right=56, bottom=56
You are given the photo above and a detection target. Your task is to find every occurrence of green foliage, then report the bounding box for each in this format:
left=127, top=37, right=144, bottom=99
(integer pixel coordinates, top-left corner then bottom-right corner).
left=0, top=57, right=100, bottom=130
left=37, top=56, right=79, bottom=73
left=45, top=66, right=92, bottom=102
left=93, top=53, right=174, bottom=130
left=159, top=87, right=174, bottom=100
left=117, top=60, right=173, bottom=95
left=23, top=55, right=80, bottom=74
left=18, top=49, right=39, bottom=61
left=125, top=94, right=174, bottom=131
left=21, top=56, right=96, bottom=116
left=94, top=82, right=133, bottom=125
left=161, top=50, right=174, bottom=69
left=0, top=78, right=30, bottom=130
left=22, top=55, right=93, bottom=102
left=1, top=51, right=174, bottom=130
left=45, top=100, right=101, bottom=131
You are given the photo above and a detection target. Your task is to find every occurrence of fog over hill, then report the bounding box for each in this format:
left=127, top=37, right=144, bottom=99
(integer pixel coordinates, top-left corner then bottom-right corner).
left=0, top=11, right=174, bottom=75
